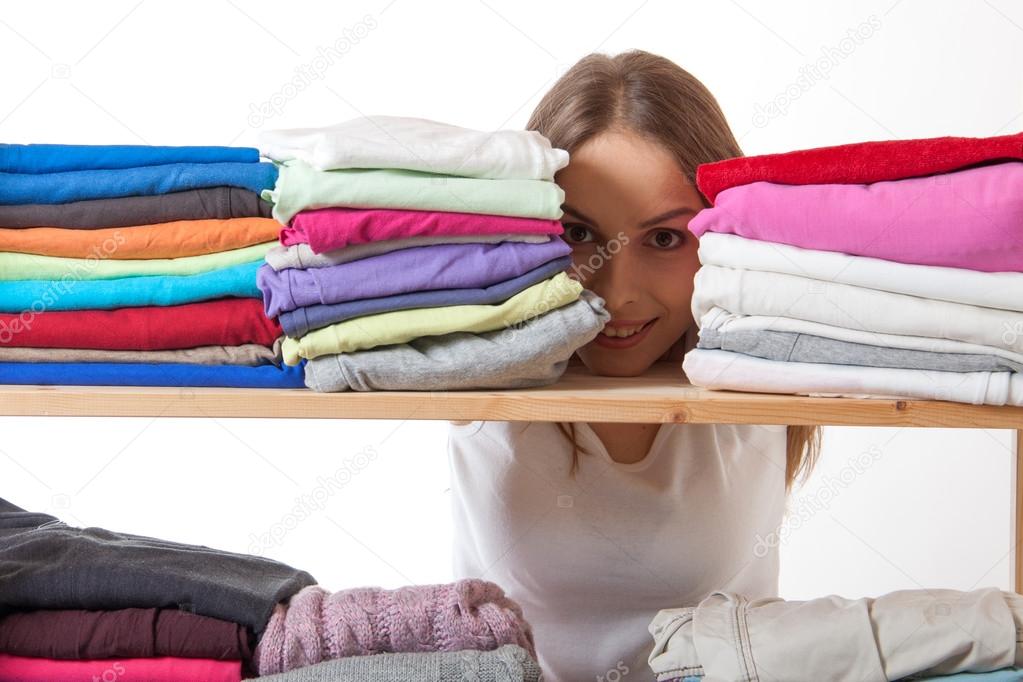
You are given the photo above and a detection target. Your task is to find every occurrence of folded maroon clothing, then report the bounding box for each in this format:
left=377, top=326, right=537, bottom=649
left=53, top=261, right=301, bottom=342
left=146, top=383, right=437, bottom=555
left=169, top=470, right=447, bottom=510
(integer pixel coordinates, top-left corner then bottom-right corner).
left=0, top=608, right=253, bottom=663
left=0, top=298, right=280, bottom=350
left=696, top=130, right=1023, bottom=203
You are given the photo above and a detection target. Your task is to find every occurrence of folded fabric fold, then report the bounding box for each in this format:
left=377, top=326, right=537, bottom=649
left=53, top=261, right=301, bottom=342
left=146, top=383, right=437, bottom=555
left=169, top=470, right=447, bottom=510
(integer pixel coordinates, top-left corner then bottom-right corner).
left=695, top=130, right=1023, bottom=203
left=282, top=273, right=581, bottom=363
left=0, top=342, right=281, bottom=366
left=0, top=361, right=304, bottom=388
left=0, top=143, right=259, bottom=173
left=689, top=162, right=1023, bottom=272
left=0, top=218, right=281, bottom=259
left=698, top=232, right=1023, bottom=312
left=304, top=291, right=608, bottom=391
left=266, top=233, right=551, bottom=271
left=0, top=162, right=279, bottom=205
left=0, top=261, right=261, bottom=312
left=683, top=348, right=1023, bottom=405
left=280, top=207, right=562, bottom=253
left=259, top=238, right=571, bottom=317
left=0, top=188, right=273, bottom=229
left=0, top=653, right=241, bottom=682
left=259, top=115, right=568, bottom=180
left=0, top=298, right=280, bottom=350
left=254, top=644, right=542, bottom=681
left=0, top=497, right=316, bottom=634
left=280, top=255, right=571, bottom=336
left=0, top=242, right=272, bottom=281
left=254, top=580, right=535, bottom=675
left=0, top=607, right=252, bottom=661
left=698, top=327, right=1023, bottom=373
left=265, top=160, right=564, bottom=225
left=691, top=265, right=1023, bottom=355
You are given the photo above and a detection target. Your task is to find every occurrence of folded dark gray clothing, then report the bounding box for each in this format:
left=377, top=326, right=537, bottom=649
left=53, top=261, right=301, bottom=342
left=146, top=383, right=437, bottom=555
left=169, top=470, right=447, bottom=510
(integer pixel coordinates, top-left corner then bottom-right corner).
left=698, top=327, right=1023, bottom=373
left=0, top=187, right=273, bottom=228
left=280, top=256, right=573, bottom=337
left=0, top=340, right=283, bottom=366
left=0, top=497, right=315, bottom=636
left=256, top=644, right=542, bottom=682
left=303, top=290, right=608, bottom=392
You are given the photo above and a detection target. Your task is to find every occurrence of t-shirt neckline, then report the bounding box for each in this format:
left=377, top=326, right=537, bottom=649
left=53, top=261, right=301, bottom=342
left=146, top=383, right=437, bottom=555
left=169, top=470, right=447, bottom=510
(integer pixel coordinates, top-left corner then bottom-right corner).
left=576, top=422, right=673, bottom=472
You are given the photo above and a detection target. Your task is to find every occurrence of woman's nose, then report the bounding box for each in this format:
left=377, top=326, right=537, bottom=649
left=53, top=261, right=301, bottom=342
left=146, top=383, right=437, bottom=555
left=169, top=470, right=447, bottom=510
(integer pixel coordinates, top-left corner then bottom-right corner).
left=573, top=241, right=642, bottom=310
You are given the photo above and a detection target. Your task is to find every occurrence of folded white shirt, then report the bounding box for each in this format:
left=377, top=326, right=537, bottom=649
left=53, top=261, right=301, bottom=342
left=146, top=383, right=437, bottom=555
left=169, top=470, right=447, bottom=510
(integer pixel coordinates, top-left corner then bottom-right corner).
left=698, top=232, right=1023, bottom=312
left=258, top=115, right=569, bottom=180
left=692, top=265, right=1023, bottom=355
left=683, top=347, right=1023, bottom=405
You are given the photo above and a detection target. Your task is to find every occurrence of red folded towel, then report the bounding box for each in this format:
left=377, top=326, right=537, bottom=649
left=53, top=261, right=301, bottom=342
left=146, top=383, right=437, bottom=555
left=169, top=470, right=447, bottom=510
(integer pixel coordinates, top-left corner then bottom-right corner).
left=696, top=131, right=1023, bottom=203
left=0, top=298, right=280, bottom=350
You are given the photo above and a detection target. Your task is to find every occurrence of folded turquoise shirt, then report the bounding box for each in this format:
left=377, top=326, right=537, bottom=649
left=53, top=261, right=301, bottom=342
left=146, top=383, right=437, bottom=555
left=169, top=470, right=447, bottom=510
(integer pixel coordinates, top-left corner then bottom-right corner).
left=0, top=163, right=278, bottom=205
left=0, top=262, right=261, bottom=312
left=0, top=361, right=304, bottom=388
left=264, top=160, right=564, bottom=224
left=0, top=144, right=259, bottom=173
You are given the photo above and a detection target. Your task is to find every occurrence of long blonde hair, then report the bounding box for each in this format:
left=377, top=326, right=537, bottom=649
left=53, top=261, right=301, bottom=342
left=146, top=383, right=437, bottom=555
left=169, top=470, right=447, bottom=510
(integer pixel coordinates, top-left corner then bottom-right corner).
left=529, top=50, right=821, bottom=490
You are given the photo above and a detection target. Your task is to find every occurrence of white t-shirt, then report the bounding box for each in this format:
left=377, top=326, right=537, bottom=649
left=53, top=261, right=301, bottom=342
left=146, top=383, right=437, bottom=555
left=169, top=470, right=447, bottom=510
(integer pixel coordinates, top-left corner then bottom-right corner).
left=448, top=419, right=788, bottom=682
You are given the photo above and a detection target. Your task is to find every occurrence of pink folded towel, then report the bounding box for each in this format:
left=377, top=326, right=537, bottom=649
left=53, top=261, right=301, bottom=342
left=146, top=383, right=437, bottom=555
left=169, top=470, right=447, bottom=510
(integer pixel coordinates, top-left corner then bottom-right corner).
left=280, top=207, right=563, bottom=254
left=254, top=579, right=536, bottom=675
left=0, top=654, right=240, bottom=681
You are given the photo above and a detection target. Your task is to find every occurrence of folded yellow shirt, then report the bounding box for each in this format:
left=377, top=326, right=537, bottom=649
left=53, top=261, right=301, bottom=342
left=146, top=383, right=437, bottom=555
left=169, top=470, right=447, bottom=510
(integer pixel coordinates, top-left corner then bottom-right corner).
left=282, top=273, right=581, bottom=364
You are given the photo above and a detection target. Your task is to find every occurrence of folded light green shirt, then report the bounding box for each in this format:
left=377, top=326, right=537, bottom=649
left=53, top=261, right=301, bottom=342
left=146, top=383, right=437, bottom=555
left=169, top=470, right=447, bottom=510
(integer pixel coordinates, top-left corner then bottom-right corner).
left=282, top=273, right=581, bottom=364
left=0, top=242, right=274, bottom=281
left=263, top=160, right=565, bottom=224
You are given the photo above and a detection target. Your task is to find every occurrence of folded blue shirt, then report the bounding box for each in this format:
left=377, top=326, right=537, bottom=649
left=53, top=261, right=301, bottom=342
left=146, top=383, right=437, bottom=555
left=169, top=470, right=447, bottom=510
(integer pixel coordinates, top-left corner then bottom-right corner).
left=277, top=255, right=573, bottom=337
left=0, top=162, right=278, bottom=205
left=0, top=361, right=305, bottom=388
left=0, top=261, right=261, bottom=312
left=0, top=144, right=260, bottom=173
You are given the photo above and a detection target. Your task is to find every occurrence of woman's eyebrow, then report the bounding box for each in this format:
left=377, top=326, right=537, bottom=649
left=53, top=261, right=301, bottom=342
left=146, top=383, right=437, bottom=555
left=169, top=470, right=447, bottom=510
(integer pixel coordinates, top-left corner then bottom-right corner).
left=639, top=207, right=697, bottom=228
left=561, top=204, right=598, bottom=227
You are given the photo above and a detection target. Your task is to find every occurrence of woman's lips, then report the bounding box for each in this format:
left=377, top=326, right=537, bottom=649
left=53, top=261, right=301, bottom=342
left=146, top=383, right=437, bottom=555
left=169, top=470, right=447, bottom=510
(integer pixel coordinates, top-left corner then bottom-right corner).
left=593, top=318, right=658, bottom=349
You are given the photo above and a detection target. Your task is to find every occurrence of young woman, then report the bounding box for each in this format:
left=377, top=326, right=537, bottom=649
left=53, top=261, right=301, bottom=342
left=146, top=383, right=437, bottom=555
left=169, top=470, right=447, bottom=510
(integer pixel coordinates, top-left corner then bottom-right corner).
left=449, top=50, right=820, bottom=681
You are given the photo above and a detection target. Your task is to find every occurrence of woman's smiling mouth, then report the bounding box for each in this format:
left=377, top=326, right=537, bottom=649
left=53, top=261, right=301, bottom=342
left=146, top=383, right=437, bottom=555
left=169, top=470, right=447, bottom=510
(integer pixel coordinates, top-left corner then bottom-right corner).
left=593, top=318, right=658, bottom=349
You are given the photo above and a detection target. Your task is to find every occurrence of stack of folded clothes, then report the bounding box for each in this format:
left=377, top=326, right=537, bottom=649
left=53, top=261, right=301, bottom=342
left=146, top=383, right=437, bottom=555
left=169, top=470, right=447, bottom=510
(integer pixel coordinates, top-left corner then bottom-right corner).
left=0, top=143, right=303, bottom=388
left=257, top=116, right=609, bottom=392
left=647, top=587, right=1023, bottom=681
left=0, top=497, right=316, bottom=681
left=682, top=131, right=1023, bottom=406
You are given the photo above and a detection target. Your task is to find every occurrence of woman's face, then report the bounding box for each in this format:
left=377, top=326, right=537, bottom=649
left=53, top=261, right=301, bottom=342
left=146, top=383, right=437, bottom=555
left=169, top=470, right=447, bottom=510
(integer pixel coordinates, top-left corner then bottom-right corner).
left=557, top=128, right=704, bottom=377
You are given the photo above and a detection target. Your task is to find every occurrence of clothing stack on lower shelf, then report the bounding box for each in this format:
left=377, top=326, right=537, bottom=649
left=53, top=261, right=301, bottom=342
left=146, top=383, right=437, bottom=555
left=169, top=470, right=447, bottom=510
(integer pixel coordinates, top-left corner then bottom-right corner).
left=257, top=116, right=608, bottom=391
left=0, top=143, right=303, bottom=388
left=647, top=588, right=1023, bottom=681
left=682, top=131, right=1023, bottom=406
left=0, top=497, right=541, bottom=681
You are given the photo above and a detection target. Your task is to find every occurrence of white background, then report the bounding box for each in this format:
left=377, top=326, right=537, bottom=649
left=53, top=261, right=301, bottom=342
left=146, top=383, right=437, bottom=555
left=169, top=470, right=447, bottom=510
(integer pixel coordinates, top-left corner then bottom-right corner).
left=0, top=0, right=1020, bottom=600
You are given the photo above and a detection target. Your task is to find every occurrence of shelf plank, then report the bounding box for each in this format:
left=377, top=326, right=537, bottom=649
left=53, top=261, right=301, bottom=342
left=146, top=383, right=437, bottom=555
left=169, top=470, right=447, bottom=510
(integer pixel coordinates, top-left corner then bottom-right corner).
left=0, top=364, right=1021, bottom=427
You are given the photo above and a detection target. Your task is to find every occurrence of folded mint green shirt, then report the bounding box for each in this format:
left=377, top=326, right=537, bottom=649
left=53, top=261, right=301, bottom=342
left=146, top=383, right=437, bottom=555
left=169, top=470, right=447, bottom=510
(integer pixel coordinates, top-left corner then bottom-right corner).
left=0, top=242, right=273, bottom=281
left=282, top=273, right=581, bottom=364
left=264, top=160, right=565, bottom=224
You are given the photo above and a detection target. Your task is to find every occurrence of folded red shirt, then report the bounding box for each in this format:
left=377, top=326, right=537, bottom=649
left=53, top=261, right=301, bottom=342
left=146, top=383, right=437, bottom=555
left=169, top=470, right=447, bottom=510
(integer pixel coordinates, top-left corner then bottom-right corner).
left=0, top=298, right=280, bottom=350
left=696, top=130, right=1023, bottom=203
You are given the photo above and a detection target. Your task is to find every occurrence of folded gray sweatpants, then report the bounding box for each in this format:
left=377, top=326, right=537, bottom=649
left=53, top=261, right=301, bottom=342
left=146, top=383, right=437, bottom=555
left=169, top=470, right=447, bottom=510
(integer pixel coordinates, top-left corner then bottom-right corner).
left=256, top=644, right=542, bottom=681
left=698, top=328, right=1023, bottom=373
left=303, top=290, right=608, bottom=392
left=648, top=588, right=1023, bottom=682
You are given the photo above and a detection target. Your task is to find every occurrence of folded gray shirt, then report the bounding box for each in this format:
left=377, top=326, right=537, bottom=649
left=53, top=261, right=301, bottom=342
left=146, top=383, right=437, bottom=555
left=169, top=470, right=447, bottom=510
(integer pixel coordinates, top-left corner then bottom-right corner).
left=256, top=644, right=541, bottom=682
left=698, top=327, right=1023, bottom=373
left=0, top=341, right=282, bottom=366
left=303, top=290, right=609, bottom=392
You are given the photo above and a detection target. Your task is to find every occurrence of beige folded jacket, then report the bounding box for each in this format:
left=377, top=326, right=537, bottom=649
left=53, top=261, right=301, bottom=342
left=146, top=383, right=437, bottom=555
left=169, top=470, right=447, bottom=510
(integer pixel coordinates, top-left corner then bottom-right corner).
left=648, top=588, right=1023, bottom=682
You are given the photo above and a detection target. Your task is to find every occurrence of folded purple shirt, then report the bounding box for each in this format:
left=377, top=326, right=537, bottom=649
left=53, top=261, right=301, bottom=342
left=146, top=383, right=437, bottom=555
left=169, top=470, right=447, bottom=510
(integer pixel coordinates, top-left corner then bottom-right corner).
left=257, top=238, right=571, bottom=317
left=278, top=255, right=572, bottom=336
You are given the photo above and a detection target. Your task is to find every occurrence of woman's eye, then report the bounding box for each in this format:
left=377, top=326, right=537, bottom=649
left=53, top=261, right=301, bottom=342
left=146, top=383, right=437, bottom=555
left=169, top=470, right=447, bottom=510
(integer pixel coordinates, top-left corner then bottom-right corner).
left=645, top=229, right=685, bottom=249
left=562, top=223, right=595, bottom=244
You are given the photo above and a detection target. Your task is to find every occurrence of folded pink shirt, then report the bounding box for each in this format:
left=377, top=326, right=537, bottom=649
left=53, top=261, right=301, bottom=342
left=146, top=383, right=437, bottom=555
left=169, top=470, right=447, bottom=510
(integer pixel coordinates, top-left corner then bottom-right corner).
left=280, top=207, right=563, bottom=253
left=688, top=161, right=1023, bottom=272
left=0, top=654, right=241, bottom=681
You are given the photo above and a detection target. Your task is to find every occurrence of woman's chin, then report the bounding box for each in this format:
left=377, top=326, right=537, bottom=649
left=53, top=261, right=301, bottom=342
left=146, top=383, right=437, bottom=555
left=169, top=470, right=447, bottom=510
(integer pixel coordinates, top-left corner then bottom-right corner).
left=575, top=347, right=663, bottom=378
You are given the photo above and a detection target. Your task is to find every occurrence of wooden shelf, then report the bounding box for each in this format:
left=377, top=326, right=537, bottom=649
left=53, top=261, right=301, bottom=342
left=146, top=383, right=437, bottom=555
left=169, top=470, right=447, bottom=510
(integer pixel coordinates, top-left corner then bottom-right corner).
left=0, top=363, right=1021, bottom=427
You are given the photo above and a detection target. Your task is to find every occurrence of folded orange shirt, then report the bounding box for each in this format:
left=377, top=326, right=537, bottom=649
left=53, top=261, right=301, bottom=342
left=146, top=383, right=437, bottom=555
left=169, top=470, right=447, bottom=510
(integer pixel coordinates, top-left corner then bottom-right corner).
left=0, top=217, right=281, bottom=259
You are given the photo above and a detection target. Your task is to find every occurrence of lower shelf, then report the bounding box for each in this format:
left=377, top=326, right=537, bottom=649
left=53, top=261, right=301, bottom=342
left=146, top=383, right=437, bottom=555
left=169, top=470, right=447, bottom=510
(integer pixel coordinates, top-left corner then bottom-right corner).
left=0, top=363, right=1021, bottom=426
